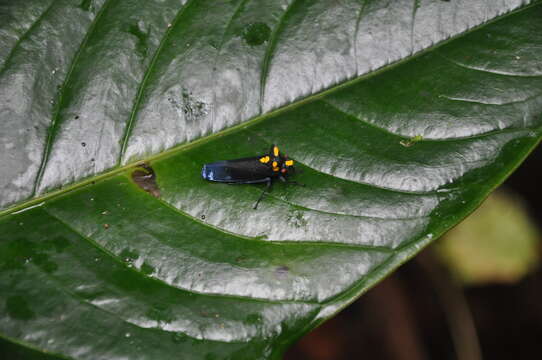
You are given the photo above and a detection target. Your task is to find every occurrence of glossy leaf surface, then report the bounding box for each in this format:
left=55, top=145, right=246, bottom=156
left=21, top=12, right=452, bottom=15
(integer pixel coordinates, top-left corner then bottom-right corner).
left=1, top=0, right=542, bottom=359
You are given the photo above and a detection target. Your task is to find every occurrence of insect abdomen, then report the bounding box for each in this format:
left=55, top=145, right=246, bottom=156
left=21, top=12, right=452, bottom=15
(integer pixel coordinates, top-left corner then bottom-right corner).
left=202, top=158, right=272, bottom=183
left=201, top=163, right=234, bottom=182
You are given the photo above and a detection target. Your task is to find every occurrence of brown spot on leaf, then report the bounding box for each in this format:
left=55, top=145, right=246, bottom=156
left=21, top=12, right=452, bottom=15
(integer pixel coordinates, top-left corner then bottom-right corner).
left=275, top=265, right=290, bottom=278
left=132, top=163, right=160, bottom=198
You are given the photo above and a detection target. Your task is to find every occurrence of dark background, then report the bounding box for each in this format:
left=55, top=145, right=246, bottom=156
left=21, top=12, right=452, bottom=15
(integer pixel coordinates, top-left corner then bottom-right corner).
left=285, top=145, right=542, bottom=360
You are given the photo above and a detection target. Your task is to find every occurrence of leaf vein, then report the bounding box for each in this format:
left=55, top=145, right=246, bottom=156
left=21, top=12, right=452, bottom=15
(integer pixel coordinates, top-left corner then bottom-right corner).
left=439, top=53, right=542, bottom=78
left=0, top=0, right=57, bottom=77
left=259, top=0, right=300, bottom=113
left=353, top=0, right=369, bottom=75
left=43, top=207, right=321, bottom=305
left=118, top=0, right=197, bottom=164
left=32, top=0, right=116, bottom=196
left=211, top=0, right=253, bottom=128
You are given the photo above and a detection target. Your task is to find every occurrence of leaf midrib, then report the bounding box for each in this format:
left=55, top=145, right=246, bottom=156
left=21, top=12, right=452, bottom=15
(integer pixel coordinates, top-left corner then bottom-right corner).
left=1, top=1, right=538, bottom=218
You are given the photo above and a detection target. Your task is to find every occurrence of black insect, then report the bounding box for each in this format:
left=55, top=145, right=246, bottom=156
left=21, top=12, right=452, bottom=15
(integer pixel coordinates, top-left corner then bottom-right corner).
left=201, top=144, right=303, bottom=209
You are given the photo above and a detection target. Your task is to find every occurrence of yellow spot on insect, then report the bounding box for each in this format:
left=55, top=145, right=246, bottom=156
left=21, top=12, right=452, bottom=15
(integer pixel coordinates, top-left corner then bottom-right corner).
left=272, top=161, right=278, bottom=168
left=259, top=156, right=270, bottom=163
left=273, top=167, right=280, bottom=172
left=285, top=160, right=294, bottom=166
left=273, top=146, right=279, bottom=157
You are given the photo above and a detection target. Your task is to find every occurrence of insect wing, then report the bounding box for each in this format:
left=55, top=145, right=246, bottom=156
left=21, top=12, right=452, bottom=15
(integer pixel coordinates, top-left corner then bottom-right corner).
left=202, top=156, right=272, bottom=183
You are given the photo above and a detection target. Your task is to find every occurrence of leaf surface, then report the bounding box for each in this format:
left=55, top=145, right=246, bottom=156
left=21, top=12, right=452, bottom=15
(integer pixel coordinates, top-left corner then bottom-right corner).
left=1, top=0, right=541, bottom=359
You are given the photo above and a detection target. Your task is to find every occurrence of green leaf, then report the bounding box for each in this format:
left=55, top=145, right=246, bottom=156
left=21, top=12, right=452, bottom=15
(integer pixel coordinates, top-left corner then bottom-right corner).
left=1, top=0, right=541, bottom=359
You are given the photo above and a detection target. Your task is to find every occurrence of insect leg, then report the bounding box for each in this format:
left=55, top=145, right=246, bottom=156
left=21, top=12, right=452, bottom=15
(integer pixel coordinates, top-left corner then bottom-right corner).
left=279, top=176, right=305, bottom=187
left=286, top=180, right=305, bottom=187
left=253, top=179, right=272, bottom=210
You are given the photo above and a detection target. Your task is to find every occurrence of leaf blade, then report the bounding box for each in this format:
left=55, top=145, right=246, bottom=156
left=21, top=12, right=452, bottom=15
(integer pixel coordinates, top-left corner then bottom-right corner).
left=1, top=1, right=542, bottom=359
